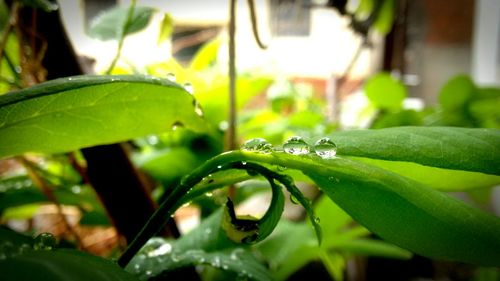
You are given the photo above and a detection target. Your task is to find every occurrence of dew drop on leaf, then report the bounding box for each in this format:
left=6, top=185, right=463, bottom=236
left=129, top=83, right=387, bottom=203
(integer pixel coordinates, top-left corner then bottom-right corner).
left=33, top=232, right=56, bottom=251
left=183, top=82, right=193, bottom=94
left=166, top=73, right=176, bottom=82
left=241, top=138, right=273, bottom=154
left=283, top=136, right=310, bottom=155
left=314, top=217, right=321, bottom=224
left=314, top=137, right=337, bottom=159
left=289, top=194, right=299, bottom=205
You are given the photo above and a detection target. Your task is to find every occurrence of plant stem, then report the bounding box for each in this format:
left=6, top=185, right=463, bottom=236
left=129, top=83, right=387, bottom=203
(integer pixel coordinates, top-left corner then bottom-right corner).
left=0, top=2, right=20, bottom=77
left=117, top=151, right=328, bottom=267
left=227, top=0, right=237, bottom=151
left=106, top=0, right=137, bottom=74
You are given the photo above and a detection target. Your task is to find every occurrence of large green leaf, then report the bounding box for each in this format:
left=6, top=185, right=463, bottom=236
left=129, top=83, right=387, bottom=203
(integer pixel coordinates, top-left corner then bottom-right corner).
left=0, top=249, right=139, bottom=281
left=0, top=75, right=207, bottom=158
left=88, top=6, right=155, bottom=41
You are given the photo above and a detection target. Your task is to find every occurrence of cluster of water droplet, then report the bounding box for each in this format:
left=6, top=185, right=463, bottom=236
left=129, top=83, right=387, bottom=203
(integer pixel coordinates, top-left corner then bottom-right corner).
left=241, top=136, right=337, bottom=159
left=0, top=232, right=57, bottom=261
left=127, top=240, right=253, bottom=280
left=33, top=232, right=56, bottom=251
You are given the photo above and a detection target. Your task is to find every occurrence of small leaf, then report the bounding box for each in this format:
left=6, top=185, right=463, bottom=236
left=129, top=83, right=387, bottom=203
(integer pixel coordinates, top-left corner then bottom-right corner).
left=438, top=75, right=475, bottom=110
left=157, top=13, right=173, bottom=45
left=0, top=75, right=207, bottom=159
left=364, top=72, right=406, bottom=111
left=373, top=0, right=395, bottom=34
left=88, top=6, right=155, bottom=41
left=189, top=39, right=222, bottom=71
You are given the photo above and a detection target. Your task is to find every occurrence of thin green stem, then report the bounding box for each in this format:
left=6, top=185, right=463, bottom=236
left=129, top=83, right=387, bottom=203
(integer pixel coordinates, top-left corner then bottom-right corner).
left=106, top=0, right=137, bottom=74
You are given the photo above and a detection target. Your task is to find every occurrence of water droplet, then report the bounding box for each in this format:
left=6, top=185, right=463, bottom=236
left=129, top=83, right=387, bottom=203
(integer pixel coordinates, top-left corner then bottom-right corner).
left=283, top=136, right=310, bottom=155
left=222, top=264, right=229, bottom=270
left=71, top=185, right=81, bottom=194
left=314, top=137, right=337, bottom=159
left=205, top=228, right=213, bottom=235
left=172, top=121, right=184, bottom=131
left=171, top=252, right=181, bottom=262
left=241, top=161, right=247, bottom=165
left=277, top=165, right=287, bottom=171
left=183, top=83, right=193, bottom=94
left=241, top=138, right=273, bottom=154
left=0, top=242, right=15, bottom=259
left=148, top=243, right=172, bottom=257
left=145, top=270, right=153, bottom=276
left=314, top=217, right=321, bottom=224
left=19, top=243, right=31, bottom=254
left=205, top=192, right=213, bottom=197
left=219, top=121, right=229, bottom=131
left=166, top=73, right=176, bottom=82
left=33, top=233, right=56, bottom=251
left=289, top=194, right=299, bottom=205
left=211, top=256, right=221, bottom=267
left=194, top=101, right=204, bottom=117
left=217, top=165, right=222, bottom=169
left=147, top=135, right=160, bottom=145
left=230, top=248, right=245, bottom=260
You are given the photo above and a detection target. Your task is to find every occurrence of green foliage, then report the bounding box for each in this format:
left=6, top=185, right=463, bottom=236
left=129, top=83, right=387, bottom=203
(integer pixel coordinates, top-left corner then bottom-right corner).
left=0, top=249, right=140, bottom=281
left=364, top=72, right=406, bottom=111
left=126, top=210, right=272, bottom=281
left=88, top=6, right=155, bottom=41
left=0, top=75, right=206, bottom=158
left=138, top=126, right=500, bottom=268
left=157, top=13, right=173, bottom=45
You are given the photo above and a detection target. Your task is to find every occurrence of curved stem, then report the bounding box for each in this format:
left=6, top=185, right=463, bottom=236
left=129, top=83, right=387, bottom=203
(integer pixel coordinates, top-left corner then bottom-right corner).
left=118, top=150, right=343, bottom=267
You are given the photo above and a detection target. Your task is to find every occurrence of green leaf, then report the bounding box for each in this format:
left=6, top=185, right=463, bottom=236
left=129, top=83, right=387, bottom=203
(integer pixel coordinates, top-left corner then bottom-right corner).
left=373, top=0, right=395, bottom=34
left=88, top=6, right=155, bottom=41
left=157, top=13, right=173, bottom=45
left=0, top=75, right=207, bottom=159
left=16, top=0, right=58, bottom=12
left=181, top=143, right=500, bottom=266
left=306, top=166, right=500, bottom=266
left=0, top=249, right=139, bottom=281
left=126, top=210, right=271, bottom=281
left=438, top=75, right=475, bottom=110
left=330, top=127, right=500, bottom=175
left=329, top=239, right=412, bottom=259
left=364, top=73, right=406, bottom=111
left=346, top=156, right=500, bottom=191
left=189, top=39, right=222, bottom=71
